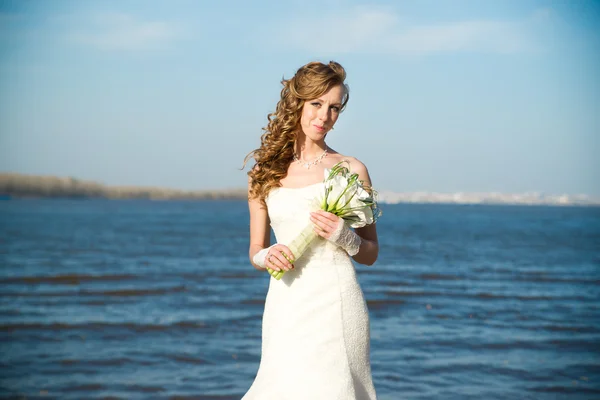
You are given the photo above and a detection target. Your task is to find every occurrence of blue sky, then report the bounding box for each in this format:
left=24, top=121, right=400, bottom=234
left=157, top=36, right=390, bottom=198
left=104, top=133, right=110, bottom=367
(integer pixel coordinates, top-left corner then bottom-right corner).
left=0, top=0, right=598, bottom=195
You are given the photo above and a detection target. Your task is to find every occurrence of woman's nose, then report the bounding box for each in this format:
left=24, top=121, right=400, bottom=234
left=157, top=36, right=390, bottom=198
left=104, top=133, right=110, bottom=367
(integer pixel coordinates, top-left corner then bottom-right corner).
left=318, top=108, right=329, bottom=121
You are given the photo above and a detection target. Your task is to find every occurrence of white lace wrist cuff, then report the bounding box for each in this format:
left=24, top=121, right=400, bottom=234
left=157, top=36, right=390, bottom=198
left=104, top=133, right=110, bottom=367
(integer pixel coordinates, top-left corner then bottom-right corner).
left=252, top=245, right=275, bottom=269
left=328, top=219, right=361, bottom=256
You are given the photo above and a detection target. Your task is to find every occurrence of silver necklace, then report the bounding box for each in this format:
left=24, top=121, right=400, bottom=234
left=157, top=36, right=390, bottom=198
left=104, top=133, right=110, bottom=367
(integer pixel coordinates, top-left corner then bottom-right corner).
left=293, top=148, right=328, bottom=169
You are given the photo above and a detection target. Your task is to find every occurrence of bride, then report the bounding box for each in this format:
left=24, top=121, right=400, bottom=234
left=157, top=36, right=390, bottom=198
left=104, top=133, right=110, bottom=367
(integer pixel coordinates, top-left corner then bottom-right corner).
left=242, top=61, right=379, bottom=400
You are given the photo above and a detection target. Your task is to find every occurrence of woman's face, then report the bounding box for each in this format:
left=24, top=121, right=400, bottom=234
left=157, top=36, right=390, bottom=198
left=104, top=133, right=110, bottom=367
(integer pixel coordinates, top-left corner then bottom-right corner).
left=299, top=84, right=344, bottom=141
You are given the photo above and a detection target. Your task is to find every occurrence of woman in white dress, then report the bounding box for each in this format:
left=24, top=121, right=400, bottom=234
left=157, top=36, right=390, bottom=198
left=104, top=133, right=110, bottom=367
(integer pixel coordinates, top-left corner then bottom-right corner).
left=242, top=61, right=379, bottom=400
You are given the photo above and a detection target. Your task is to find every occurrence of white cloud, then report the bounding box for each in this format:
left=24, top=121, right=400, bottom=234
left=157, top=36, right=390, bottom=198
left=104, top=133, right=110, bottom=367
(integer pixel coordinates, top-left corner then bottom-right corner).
left=69, top=12, right=179, bottom=51
left=278, top=6, right=542, bottom=55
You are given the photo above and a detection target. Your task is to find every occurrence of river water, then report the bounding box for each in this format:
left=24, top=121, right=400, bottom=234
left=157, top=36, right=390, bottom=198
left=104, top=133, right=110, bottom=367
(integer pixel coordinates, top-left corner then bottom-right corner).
left=1, top=199, right=599, bottom=399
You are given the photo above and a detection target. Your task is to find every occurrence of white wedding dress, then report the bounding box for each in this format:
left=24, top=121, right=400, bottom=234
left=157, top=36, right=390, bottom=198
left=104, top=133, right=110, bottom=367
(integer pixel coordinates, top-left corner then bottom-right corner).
left=243, top=183, right=377, bottom=400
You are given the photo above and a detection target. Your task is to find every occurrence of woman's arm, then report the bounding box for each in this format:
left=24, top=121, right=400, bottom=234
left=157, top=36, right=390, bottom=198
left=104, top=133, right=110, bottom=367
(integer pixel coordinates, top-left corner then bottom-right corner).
left=353, top=223, right=379, bottom=266
left=248, top=177, right=295, bottom=272
left=248, top=182, right=271, bottom=271
left=347, top=159, right=379, bottom=266
left=309, top=158, right=379, bottom=266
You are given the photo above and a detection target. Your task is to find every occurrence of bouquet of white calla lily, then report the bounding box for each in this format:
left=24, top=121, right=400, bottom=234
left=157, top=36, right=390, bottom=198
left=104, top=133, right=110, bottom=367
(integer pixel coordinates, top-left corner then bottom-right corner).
left=266, top=161, right=382, bottom=280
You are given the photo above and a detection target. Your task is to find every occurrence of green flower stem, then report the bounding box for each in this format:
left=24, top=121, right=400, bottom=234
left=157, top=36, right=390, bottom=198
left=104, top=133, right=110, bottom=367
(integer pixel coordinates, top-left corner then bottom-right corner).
left=339, top=186, right=359, bottom=210
left=266, top=223, right=318, bottom=280
left=331, top=183, right=352, bottom=212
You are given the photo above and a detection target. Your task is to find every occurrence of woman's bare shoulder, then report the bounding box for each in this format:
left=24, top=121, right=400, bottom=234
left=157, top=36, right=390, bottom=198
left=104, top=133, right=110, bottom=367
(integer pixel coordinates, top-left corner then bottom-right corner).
left=327, top=151, right=370, bottom=182
left=347, top=156, right=368, bottom=173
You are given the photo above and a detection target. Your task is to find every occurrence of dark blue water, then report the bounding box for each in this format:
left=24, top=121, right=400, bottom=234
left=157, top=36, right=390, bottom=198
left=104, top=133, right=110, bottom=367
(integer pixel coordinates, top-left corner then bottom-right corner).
left=1, top=199, right=599, bottom=399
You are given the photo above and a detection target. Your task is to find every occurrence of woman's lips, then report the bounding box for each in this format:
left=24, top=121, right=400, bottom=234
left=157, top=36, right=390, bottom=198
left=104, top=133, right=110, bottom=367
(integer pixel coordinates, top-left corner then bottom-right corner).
left=314, top=125, right=326, bottom=131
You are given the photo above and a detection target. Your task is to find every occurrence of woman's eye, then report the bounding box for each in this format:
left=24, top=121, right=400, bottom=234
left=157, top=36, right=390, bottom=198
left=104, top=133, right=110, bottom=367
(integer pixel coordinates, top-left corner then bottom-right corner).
left=311, top=102, right=321, bottom=107
left=331, top=106, right=340, bottom=112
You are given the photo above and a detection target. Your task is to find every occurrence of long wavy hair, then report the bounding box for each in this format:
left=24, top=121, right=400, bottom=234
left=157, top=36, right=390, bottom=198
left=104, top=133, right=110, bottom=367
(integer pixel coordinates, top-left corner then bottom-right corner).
left=244, top=61, right=350, bottom=203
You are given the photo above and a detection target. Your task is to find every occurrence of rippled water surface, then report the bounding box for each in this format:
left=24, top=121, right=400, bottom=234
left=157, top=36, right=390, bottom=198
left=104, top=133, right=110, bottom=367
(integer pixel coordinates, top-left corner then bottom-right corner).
left=1, top=199, right=599, bottom=399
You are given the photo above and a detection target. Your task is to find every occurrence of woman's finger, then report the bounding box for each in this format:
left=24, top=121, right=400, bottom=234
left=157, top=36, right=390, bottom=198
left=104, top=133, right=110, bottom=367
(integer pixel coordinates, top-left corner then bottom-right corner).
left=274, top=252, right=293, bottom=271
left=310, top=212, right=338, bottom=231
left=271, top=246, right=294, bottom=269
left=312, top=210, right=339, bottom=227
left=269, top=250, right=288, bottom=271
left=312, top=221, right=327, bottom=238
left=314, top=221, right=336, bottom=239
left=276, top=245, right=295, bottom=266
left=311, top=214, right=342, bottom=239
left=313, top=225, right=327, bottom=238
left=266, top=253, right=281, bottom=271
left=313, top=210, right=339, bottom=222
left=270, top=255, right=287, bottom=271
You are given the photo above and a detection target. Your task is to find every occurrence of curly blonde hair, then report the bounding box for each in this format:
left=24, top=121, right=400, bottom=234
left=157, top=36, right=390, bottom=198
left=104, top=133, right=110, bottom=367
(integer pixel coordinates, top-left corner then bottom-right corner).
left=244, top=61, right=350, bottom=203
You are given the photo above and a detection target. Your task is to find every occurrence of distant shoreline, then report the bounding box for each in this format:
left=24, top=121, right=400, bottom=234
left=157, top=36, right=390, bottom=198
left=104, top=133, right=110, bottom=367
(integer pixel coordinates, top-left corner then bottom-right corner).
left=377, top=191, right=600, bottom=207
left=1, top=172, right=598, bottom=206
left=0, top=173, right=247, bottom=200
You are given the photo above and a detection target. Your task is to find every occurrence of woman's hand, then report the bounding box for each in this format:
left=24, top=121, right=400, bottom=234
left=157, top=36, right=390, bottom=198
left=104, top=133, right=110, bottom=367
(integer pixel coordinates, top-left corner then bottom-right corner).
left=310, top=210, right=362, bottom=256
left=260, top=244, right=295, bottom=272
left=310, top=210, right=342, bottom=239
